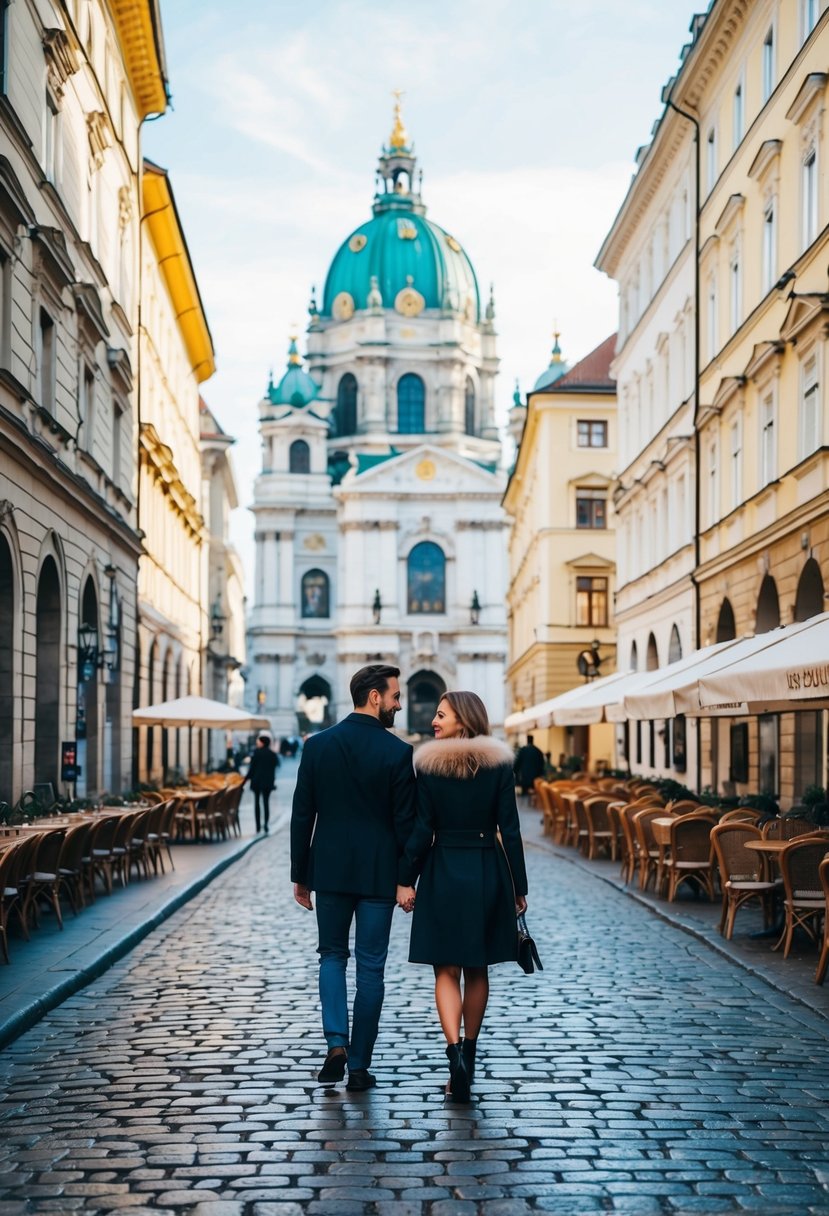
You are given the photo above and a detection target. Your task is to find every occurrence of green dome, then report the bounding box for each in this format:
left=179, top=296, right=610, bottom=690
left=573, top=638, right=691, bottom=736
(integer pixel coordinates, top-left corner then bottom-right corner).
left=268, top=337, right=319, bottom=408
left=533, top=332, right=567, bottom=391
left=322, top=207, right=480, bottom=321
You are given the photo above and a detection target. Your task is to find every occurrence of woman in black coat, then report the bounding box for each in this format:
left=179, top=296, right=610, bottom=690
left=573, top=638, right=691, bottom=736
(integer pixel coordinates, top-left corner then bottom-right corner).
left=397, top=691, right=528, bottom=1102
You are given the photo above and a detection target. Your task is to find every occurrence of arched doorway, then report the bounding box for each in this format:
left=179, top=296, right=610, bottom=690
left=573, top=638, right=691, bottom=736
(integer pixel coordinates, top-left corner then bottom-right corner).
left=297, top=674, right=332, bottom=734
left=77, top=578, right=100, bottom=796
left=716, top=598, right=736, bottom=642
left=35, top=557, right=61, bottom=790
left=794, top=557, right=824, bottom=621
left=407, top=670, right=446, bottom=736
left=755, top=574, right=780, bottom=633
left=646, top=633, right=659, bottom=671
left=0, top=534, right=13, bottom=799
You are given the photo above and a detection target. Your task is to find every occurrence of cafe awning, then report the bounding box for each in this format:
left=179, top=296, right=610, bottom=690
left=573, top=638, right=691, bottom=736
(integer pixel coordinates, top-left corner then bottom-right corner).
left=504, top=669, right=633, bottom=733
left=697, top=611, right=829, bottom=713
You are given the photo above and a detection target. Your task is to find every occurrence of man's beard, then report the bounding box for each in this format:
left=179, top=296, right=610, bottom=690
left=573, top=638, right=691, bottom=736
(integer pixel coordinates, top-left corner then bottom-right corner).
left=378, top=707, right=398, bottom=728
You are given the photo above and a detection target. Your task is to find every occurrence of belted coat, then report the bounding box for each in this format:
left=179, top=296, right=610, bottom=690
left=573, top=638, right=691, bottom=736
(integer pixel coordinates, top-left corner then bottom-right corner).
left=399, top=736, right=529, bottom=967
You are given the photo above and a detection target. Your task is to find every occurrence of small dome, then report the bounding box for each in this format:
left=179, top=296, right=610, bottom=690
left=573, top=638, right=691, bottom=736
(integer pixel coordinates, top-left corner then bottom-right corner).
left=268, top=337, right=319, bottom=408
left=533, top=331, right=567, bottom=391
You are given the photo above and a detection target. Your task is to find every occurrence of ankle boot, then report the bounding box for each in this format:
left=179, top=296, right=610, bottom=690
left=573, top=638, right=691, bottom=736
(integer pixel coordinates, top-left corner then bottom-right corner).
left=445, top=1042, right=471, bottom=1103
left=461, top=1037, right=477, bottom=1085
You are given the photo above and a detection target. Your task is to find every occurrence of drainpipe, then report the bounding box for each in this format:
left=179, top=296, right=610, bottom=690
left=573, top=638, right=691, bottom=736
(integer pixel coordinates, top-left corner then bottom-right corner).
left=664, top=92, right=702, bottom=795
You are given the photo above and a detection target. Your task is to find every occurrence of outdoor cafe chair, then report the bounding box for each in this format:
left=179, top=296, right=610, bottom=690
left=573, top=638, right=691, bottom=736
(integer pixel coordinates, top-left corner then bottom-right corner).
left=633, top=808, right=668, bottom=892
left=56, top=821, right=94, bottom=916
left=20, top=829, right=67, bottom=932
left=158, top=798, right=179, bottom=869
left=127, top=809, right=153, bottom=882
left=711, top=822, right=781, bottom=940
left=665, top=799, right=703, bottom=816
left=2, top=835, right=39, bottom=943
left=583, top=796, right=616, bottom=861
left=90, top=814, right=123, bottom=895
left=535, top=783, right=554, bottom=836
left=816, top=856, right=829, bottom=985
left=222, top=783, right=244, bottom=838
left=778, top=835, right=829, bottom=959
left=143, top=801, right=168, bottom=874
left=665, top=813, right=716, bottom=903
left=762, top=816, right=813, bottom=841
left=0, top=839, right=27, bottom=963
left=719, top=808, right=763, bottom=824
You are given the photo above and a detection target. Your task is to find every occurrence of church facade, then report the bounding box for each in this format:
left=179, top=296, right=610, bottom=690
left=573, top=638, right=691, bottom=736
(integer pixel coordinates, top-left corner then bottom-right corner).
left=247, top=106, right=508, bottom=738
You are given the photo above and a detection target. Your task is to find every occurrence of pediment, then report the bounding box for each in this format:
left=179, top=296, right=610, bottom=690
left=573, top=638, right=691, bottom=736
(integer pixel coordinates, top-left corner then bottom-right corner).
left=568, top=471, right=612, bottom=490
left=748, top=139, right=782, bottom=181
left=780, top=294, right=829, bottom=344
left=744, top=339, right=784, bottom=382
left=565, top=551, right=615, bottom=571
left=345, top=444, right=503, bottom=493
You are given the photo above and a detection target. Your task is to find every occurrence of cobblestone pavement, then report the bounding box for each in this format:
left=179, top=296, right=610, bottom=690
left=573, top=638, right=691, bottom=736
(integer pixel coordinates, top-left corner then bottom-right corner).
left=1, top=812, right=829, bottom=1216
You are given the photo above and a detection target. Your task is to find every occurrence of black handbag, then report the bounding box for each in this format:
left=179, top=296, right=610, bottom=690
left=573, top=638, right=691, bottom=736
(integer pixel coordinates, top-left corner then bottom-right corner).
left=516, top=912, right=543, bottom=974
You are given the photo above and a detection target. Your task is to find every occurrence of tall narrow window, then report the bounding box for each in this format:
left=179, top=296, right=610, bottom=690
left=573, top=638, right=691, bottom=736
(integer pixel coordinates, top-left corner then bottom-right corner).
left=407, top=542, right=445, bottom=614
left=801, top=0, right=818, bottom=42
left=576, top=490, right=607, bottom=529
left=397, top=373, right=425, bottom=433
left=81, top=366, right=95, bottom=451
left=44, top=92, right=60, bottom=184
left=576, top=577, right=608, bottom=627
left=39, top=308, right=55, bottom=412
left=0, top=249, right=9, bottom=367
left=803, top=150, right=818, bottom=248
left=334, top=373, right=357, bottom=436
left=706, top=127, right=717, bottom=194
left=762, top=26, right=775, bottom=102
left=730, top=417, right=742, bottom=510
left=762, top=201, right=776, bottom=294
left=112, top=399, right=123, bottom=487
left=708, top=436, right=719, bottom=528
left=707, top=273, right=718, bottom=361
left=729, top=249, right=742, bottom=333
left=301, top=569, right=330, bottom=618
left=464, top=376, right=476, bottom=436
left=732, top=80, right=744, bottom=148
left=760, top=390, right=775, bottom=486
left=800, top=354, right=820, bottom=459
left=289, top=439, right=310, bottom=474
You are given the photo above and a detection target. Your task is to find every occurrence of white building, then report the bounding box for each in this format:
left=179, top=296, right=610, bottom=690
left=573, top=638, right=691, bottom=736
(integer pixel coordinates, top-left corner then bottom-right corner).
left=248, top=107, right=508, bottom=737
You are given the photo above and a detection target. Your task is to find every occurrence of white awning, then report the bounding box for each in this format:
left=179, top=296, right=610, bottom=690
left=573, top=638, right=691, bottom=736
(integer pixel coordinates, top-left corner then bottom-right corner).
left=697, top=611, right=829, bottom=713
left=504, top=669, right=632, bottom=732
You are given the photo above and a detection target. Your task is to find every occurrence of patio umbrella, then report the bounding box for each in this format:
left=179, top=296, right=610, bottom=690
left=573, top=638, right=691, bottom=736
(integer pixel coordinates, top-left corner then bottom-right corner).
left=132, top=695, right=271, bottom=730
left=696, top=612, right=829, bottom=714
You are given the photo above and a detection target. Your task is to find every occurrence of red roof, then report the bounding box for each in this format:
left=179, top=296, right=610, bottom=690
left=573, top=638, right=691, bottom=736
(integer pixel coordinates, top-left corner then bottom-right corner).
left=540, top=333, right=617, bottom=393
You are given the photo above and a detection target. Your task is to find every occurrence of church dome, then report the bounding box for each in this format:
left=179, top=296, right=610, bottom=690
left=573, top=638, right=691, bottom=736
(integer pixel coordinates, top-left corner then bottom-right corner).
left=268, top=337, right=319, bottom=408
left=533, top=331, right=567, bottom=391
left=321, top=104, right=480, bottom=322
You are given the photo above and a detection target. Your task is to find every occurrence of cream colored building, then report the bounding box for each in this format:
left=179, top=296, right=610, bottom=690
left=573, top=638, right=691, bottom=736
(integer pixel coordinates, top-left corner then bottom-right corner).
left=0, top=0, right=166, bottom=802
left=504, top=336, right=617, bottom=767
left=134, top=161, right=215, bottom=783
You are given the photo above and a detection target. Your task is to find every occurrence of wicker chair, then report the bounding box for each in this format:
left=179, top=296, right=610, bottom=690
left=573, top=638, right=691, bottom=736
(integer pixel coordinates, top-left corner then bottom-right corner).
left=711, top=822, right=781, bottom=939
left=126, top=809, right=153, bottom=881
left=583, top=796, right=616, bottom=861
left=158, top=799, right=179, bottom=869
left=55, top=821, right=94, bottom=916
left=665, top=799, right=703, bottom=816
left=20, top=829, right=67, bottom=932
left=0, top=840, right=28, bottom=962
left=778, top=835, right=829, bottom=959
left=665, top=814, right=716, bottom=902
left=719, top=809, right=762, bottom=824
left=816, top=856, right=829, bottom=985
left=633, top=808, right=668, bottom=891
left=762, top=816, right=813, bottom=841
left=90, top=814, right=128, bottom=895
left=222, top=783, right=244, bottom=838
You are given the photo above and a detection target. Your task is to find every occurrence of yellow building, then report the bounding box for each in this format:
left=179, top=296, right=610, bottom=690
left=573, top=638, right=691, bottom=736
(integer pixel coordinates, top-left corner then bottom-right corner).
left=135, top=160, right=216, bottom=782
left=504, top=335, right=617, bottom=767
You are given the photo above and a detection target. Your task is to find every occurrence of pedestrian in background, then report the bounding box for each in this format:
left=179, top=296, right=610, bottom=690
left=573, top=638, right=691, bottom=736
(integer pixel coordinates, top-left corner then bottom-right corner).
left=396, top=691, right=528, bottom=1103
left=291, top=664, right=416, bottom=1092
left=513, top=733, right=545, bottom=795
left=243, top=734, right=279, bottom=833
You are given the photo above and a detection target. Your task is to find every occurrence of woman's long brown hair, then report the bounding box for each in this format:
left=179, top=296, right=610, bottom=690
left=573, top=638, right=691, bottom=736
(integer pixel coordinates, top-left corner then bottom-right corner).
left=440, top=691, right=490, bottom=739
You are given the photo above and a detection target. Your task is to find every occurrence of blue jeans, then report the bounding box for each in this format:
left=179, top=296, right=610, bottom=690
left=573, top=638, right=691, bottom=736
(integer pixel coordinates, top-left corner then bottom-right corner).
left=316, top=892, right=395, bottom=1070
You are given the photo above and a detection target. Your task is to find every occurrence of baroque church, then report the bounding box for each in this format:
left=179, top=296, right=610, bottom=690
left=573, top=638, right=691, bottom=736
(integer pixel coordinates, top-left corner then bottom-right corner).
left=247, top=104, right=508, bottom=737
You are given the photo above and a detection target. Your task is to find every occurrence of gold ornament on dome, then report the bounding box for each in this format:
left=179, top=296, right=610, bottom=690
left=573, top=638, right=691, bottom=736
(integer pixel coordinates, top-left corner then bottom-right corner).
left=415, top=459, right=436, bottom=481
left=349, top=233, right=367, bottom=253
left=333, top=291, right=355, bottom=321
left=445, top=234, right=462, bottom=253
left=303, top=534, right=326, bottom=551
left=395, top=278, right=425, bottom=317
left=397, top=218, right=417, bottom=240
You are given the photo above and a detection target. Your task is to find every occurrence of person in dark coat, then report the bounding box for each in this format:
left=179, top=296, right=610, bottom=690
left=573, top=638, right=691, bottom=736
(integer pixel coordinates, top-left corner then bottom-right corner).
left=291, top=664, right=416, bottom=1092
left=513, top=733, right=545, bottom=795
left=243, top=735, right=279, bottom=833
left=397, top=691, right=528, bottom=1102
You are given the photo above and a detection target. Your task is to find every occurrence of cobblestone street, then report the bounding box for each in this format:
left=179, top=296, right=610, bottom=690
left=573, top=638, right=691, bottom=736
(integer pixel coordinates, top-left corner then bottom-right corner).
left=2, top=810, right=829, bottom=1216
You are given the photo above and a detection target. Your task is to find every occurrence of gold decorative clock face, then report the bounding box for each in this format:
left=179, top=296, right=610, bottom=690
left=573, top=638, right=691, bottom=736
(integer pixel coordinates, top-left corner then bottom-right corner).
left=395, top=286, right=425, bottom=317
left=445, top=234, right=462, bottom=253
left=397, top=218, right=417, bottom=240
left=415, top=459, right=436, bottom=481
left=349, top=233, right=367, bottom=253
left=333, top=291, right=355, bottom=321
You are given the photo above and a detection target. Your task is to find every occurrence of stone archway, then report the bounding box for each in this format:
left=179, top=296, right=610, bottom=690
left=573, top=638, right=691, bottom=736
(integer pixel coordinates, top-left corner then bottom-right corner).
left=755, top=574, right=780, bottom=634
left=35, top=557, right=61, bottom=790
left=407, top=670, right=447, bottom=736
left=0, top=534, right=13, bottom=799
left=716, top=598, right=736, bottom=642
left=645, top=633, right=659, bottom=671
left=794, top=557, right=824, bottom=622
left=297, top=674, right=332, bottom=734
left=78, top=578, right=100, bottom=796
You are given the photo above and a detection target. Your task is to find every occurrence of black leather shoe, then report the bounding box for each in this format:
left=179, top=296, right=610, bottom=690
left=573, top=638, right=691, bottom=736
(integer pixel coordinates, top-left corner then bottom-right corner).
left=317, top=1047, right=347, bottom=1083
left=461, top=1037, right=477, bottom=1085
left=345, top=1068, right=376, bottom=1091
left=446, top=1042, right=471, bottom=1103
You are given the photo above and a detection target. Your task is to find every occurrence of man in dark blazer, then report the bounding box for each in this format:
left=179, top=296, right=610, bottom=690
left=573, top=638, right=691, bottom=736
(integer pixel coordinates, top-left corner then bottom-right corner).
left=291, top=664, right=416, bottom=1091
left=242, top=735, right=280, bottom=833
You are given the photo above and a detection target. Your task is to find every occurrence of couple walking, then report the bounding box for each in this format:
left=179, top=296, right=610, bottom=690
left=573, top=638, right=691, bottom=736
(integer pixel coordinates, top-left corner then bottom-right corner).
left=290, top=664, right=528, bottom=1101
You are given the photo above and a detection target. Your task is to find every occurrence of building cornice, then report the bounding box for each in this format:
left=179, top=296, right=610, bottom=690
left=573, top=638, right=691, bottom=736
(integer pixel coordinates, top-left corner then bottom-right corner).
left=139, top=422, right=204, bottom=537
left=110, top=0, right=168, bottom=119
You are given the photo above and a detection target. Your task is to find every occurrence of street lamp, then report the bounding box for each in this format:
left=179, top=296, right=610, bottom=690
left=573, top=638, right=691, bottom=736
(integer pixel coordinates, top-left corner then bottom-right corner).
left=577, top=640, right=604, bottom=682
left=372, top=589, right=382, bottom=625
left=257, top=688, right=266, bottom=708
left=470, top=591, right=481, bottom=625
left=210, top=599, right=225, bottom=642
left=77, top=621, right=99, bottom=682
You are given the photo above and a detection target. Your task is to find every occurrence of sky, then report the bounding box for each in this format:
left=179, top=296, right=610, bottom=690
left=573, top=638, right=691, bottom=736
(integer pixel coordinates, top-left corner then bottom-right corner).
left=144, top=0, right=699, bottom=582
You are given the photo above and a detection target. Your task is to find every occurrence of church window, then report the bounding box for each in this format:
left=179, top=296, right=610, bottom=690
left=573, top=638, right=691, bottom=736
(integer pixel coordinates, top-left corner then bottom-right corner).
left=301, top=569, right=329, bottom=618
left=397, top=373, right=425, bottom=433
left=464, top=376, right=476, bottom=435
left=335, top=373, right=358, bottom=436
left=289, top=439, right=310, bottom=474
left=407, top=542, right=445, bottom=614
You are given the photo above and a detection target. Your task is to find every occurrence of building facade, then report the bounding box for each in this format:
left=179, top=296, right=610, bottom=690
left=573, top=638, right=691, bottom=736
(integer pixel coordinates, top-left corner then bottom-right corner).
left=504, top=336, right=618, bottom=767
left=248, top=108, right=508, bottom=738
left=0, top=0, right=167, bottom=803
left=134, top=161, right=215, bottom=783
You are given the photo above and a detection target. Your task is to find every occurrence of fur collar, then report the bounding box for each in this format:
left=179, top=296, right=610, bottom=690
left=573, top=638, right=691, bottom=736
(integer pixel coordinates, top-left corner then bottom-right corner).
left=414, top=735, right=514, bottom=779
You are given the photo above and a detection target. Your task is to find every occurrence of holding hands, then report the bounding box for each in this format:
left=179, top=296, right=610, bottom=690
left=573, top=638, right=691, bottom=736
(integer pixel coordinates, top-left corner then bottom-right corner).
left=396, top=884, right=416, bottom=913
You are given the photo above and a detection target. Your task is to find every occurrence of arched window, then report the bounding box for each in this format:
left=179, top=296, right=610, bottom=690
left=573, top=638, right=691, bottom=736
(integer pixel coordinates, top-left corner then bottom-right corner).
left=407, top=670, right=446, bottom=735
left=668, top=624, right=682, bottom=664
left=794, top=557, right=824, bottom=622
left=35, top=557, right=61, bottom=789
left=297, top=674, right=332, bottom=731
left=407, top=542, right=446, bottom=613
left=397, top=373, right=425, bottom=433
left=646, top=632, right=659, bottom=671
left=335, top=373, right=358, bottom=437
left=464, top=376, right=476, bottom=436
left=0, top=534, right=14, bottom=799
left=630, top=640, right=638, bottom=672
left=301, top=569, right=330, bottom=618
left=716, top=598, right=736, bottom=642
left=755, top=574, right=780, bottom=634
left=289, top=439, right=310, bottom=474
